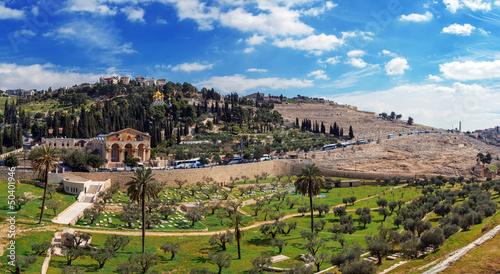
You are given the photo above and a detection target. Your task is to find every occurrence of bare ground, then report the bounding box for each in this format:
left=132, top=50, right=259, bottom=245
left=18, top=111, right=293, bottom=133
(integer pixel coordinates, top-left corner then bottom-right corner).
left=275, top=102, right=434, bottom=139
left=311, top=133, right=500, bottom=177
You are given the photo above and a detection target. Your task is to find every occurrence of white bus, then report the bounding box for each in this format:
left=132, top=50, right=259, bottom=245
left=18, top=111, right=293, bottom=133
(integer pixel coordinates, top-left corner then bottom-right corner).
left=356, top=139, right=367, bottom=145
left=322, top=143, right=338, bottom=150
left=173, top=158, right=202, bottom=169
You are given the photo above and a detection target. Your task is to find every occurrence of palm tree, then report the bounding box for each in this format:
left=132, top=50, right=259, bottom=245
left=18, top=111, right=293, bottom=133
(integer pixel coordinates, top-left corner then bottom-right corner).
left=126, top=168, right=161, bottom=253
left=229, top=213, right=245, bottom=259
left=294, top=164, right=324, bottom=233
left=31, top=145, right=60, bottom=224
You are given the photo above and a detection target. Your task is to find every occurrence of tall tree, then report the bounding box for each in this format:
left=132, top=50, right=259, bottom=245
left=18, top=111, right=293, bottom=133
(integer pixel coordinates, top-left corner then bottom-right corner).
left=126, top=168, right=161, bottom=253
left=229, top=213, right=245, bottom=259
left=31, top=145, right=60, bottom=224
left=349, top=126, right=354, bottom=140
left=294, top=164, right=325, bottom=233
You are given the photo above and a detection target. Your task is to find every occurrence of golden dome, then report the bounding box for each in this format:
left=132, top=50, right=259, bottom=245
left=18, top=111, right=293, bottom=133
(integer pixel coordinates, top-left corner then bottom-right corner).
left=153, top=89, right=164, bottom=100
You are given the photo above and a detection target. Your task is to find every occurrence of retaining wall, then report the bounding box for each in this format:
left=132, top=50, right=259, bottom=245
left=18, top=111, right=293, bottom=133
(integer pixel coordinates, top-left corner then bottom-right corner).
left=69, top=160, right=293, bottom=188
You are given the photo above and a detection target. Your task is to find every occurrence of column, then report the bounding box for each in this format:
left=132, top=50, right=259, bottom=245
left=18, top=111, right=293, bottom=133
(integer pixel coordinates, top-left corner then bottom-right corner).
left=119, top=149, right=125, bottom=162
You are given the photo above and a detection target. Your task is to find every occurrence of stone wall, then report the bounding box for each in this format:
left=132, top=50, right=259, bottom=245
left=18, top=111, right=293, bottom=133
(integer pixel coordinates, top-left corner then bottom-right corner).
left=70, top=160, right=294, bottom=188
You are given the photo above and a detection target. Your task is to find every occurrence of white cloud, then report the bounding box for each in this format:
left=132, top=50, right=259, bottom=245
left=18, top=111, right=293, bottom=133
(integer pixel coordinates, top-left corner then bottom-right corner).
left=428, top=74, right=443, bottom=82
left=243, top=47, right=255, bottom=53
left=171, top=62, right=213, bottom=72
left=332, top=82, right=499, bottom=131
left=308, top=70, right=329, bottom=80
left=442, top=23, right=476, bottom=35
left=440, top=60, right=500, bottom=80
left=220, top=6, right=313, bottom=36
left=156, top=18, right=168, bottom=24
left=347, top=50, right=366, bottom=57
left=14, top=29, right=36, bottom=38
left=443, top=0, right=462, bottom=12
left=44, top=20, right=136, bottom=55
left=66, top=0, right=117, bottom=15
left=349, top=58, right=367, bottom=68
left=385, top=57, right=410, bottom=75
left=166, top=0, right=220, bottom=30
left=273, top=33, right=344, bottom=53
left=443, top=0, right=491, bottom=13
left=320, top=56, right=341, bottom=65
left=322, top=65, right=379, bottom=89
left=0, top=3, right=24, bottom=19
left=301, top=1, right=337, bottom=16
left=246, top=34, right=266, bottom=45
left=400, top=11, right=433, bottom=22
left=381, top=50, right=398, bottom=57
left=196, top=74, right=313, bottom=94
left=121, top=7, right=145, bottom=23
left=0, top=63, right=99, bottom=90
left=247, top=68, right=267, bottom=72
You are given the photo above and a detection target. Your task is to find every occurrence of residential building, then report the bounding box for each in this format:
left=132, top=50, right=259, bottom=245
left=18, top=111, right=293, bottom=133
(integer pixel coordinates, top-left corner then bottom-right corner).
left=99, top=76, right=119, bottom=85
left=157, top=79, right=166, bottom=86
left=120, top=76, right=130, bottom=85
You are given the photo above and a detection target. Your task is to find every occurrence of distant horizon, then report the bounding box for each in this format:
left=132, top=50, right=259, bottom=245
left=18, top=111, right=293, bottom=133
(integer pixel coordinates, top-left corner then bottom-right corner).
left=1, top=1, right=500, bottom=131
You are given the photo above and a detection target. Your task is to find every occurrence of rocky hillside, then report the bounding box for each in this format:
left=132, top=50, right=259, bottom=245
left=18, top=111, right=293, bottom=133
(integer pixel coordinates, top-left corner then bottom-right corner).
left=275, top=102, right=434, bottom=139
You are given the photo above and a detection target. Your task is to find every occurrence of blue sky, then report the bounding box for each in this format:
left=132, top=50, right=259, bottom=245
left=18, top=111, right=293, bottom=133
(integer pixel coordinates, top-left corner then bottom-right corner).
left=1, top=0, right=500, bottom=131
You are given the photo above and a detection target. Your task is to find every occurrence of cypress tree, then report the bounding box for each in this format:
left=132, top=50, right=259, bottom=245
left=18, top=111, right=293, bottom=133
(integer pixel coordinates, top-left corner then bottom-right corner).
left=349, top=125, right=354, bottom=140
left=176, top=128, right=181, bottom=144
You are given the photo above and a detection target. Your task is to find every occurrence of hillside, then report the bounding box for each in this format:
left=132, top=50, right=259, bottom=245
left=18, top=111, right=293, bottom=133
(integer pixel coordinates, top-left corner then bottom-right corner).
left=272, top=102, right=499, bottom=178
left=311, top=133, right=500, bottom=177
left=275, top=102, right=435, bottom=139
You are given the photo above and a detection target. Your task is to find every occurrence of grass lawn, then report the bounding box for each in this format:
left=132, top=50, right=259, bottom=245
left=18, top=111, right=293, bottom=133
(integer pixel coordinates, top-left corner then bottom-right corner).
left=3, top=231, right=54, bottom=273
left=441, top=219, right=500, bottom=274
left=0, top=182, right=77, bottom=223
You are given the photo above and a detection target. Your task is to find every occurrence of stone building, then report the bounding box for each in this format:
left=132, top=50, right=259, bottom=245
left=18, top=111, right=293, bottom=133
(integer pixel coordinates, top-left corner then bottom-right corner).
left=41, top=128, right=151, bottom=168
left=103, top=128, right=151, bottom=167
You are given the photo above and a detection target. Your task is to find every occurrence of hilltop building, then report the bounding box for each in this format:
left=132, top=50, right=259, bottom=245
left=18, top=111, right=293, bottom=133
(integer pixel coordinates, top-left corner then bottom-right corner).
left=99, top=76, right=132, bottom=85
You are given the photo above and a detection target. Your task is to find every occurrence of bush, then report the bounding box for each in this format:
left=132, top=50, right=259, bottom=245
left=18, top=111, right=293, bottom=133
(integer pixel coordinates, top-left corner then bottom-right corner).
left=419, top=227, right=445, bottom=250
left=4, top=154, right=19, bottom=168
left=441, top=224, right=460, bottom=239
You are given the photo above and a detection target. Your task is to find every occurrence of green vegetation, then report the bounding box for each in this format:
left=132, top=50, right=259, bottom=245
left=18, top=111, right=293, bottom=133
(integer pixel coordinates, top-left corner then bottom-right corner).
left=5, top=173, right=500, bottom=273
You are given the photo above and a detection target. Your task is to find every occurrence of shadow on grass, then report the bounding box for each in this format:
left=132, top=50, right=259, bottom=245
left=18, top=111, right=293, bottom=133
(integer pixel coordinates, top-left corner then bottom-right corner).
left=247, top=237, right=271, bottom=247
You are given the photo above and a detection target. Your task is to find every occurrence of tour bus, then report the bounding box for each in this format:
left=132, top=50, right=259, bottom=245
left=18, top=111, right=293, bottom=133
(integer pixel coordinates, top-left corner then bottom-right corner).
left=227, top=156, right=243, bottom=165
left=322, top=143, right=338, bottom=150
left=173, top=158, right=202, bottom=169
left=387, top=134, right=395, bottom=139
left=340, top=142, right=350, bottom=148
left=356, top=139, right=367, bottom=145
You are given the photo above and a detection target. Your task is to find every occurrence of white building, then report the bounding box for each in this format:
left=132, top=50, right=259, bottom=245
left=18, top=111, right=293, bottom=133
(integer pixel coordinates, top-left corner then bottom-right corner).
left=120, top=76, right=130, bottom=85
left=99, top=77, right=119, bottom=85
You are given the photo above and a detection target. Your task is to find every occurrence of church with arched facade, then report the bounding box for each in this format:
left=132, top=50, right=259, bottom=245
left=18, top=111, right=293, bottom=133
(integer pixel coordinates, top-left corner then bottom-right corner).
left=101, top=128, right=151, bottom=167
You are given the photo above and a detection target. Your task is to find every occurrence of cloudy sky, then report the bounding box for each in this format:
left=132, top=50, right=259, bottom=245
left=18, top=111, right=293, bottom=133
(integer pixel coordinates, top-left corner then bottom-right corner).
left=1, top=0, right=500, bottom=131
